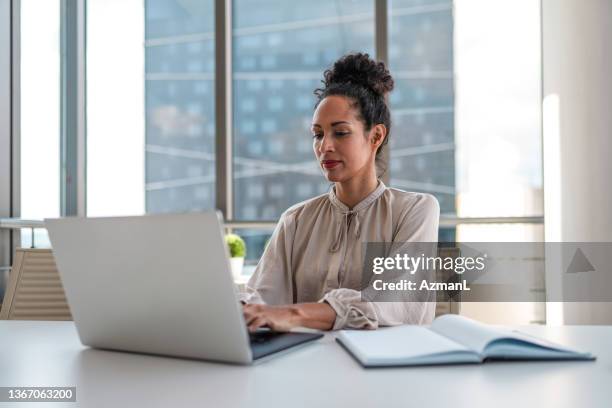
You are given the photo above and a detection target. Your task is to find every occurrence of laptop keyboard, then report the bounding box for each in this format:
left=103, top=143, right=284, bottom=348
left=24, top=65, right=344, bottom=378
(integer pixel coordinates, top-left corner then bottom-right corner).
left=249, top=330, right=283, bottom=344
left=248, top=330, right=324, bottom=360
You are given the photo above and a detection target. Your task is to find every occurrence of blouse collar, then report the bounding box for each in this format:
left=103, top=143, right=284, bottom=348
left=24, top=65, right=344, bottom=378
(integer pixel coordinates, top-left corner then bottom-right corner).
left=328, top=179, right=387, bottom=253
left=328, top=179, right=387, bottom=213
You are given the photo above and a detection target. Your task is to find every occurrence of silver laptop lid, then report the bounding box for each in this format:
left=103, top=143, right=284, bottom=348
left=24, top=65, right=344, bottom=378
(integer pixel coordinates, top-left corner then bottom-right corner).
left=45, top=211, right=252, bottom=364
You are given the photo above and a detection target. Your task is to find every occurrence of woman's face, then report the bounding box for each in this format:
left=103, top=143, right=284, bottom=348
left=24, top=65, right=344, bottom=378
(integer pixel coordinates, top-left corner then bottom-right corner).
left=311, top=95, right=384, bottom=183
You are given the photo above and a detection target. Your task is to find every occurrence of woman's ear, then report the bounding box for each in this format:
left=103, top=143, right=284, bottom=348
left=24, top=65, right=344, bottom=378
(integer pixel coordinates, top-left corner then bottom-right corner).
left=371, top=124, right=387, bottom=149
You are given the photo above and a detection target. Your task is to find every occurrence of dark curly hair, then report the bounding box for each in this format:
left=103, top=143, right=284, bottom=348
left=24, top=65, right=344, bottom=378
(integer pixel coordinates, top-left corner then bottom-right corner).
left=314, top=52, right=394, bottom=170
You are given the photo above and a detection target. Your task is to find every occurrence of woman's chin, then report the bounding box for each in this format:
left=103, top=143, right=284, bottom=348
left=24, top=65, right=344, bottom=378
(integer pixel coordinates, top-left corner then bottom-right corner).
left=323, top=171, right=344, bottom=183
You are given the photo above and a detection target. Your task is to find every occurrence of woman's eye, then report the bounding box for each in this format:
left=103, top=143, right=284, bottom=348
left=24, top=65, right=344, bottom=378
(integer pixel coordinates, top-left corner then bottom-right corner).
left=311, top=131, right=349, bottom=139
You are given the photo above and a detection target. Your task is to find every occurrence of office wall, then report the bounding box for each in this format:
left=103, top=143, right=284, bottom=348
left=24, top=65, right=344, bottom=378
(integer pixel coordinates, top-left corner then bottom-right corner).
left=543, top=0, right=612, bottom=324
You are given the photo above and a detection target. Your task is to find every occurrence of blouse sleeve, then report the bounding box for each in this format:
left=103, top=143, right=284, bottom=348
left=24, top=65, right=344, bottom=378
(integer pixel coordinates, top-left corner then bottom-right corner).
left=238, top=210, right=295, bottom=305
left=319, top=193, right=440, bottom=330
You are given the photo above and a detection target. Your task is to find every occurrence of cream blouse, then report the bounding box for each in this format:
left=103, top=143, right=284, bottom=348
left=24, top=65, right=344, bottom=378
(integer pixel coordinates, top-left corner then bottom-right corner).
left=239, top=179, right=440, bottom=330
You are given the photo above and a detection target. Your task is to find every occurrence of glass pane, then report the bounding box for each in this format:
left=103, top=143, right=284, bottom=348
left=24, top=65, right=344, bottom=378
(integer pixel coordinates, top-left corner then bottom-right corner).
left=229, top=228, right=275, bottom=272
left=388, top=0, right=543, bottom=219
left=20, top=0, right=60, bottom=219
left=87, top=0, right=145, bottom=216
left=20, top=228, right=52, bottom=249
left=87, top=0, right=215, bottom=216
left=388, top=0, right=455, bottom=217
left=232, top=0, right=375, bottom=220
left=454, top=0, right=542, bottom=218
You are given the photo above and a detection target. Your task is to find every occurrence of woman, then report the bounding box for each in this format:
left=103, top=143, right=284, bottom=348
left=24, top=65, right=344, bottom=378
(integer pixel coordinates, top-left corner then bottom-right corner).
left=240, top=53, right=439, bottom=331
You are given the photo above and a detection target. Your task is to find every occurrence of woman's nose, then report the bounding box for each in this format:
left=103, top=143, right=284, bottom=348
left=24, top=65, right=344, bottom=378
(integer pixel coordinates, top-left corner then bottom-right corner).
left=319, top=133, right=334, bottom=153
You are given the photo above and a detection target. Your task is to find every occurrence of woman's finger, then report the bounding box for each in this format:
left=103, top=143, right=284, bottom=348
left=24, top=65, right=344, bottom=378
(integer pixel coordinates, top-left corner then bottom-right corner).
left=248, top=316, right=268, bottom=332
left=243, top=309, right=258, bottom=326
left=267, top=318, right=290, bottom=332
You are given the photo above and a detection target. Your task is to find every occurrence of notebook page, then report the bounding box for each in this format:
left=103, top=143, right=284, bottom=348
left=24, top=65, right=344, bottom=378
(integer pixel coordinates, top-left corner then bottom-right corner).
left=337, top=325, right=475, bottom=365
left=505, top=329, right=585, bottom=352
left=484, top=330, right=595, bottom=359
left=430, top=315, right=513, bottom=354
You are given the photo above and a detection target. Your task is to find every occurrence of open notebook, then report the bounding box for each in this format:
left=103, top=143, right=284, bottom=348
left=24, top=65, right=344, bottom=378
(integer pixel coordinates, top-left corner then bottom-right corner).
left=336, top=315, right=595, bottom=367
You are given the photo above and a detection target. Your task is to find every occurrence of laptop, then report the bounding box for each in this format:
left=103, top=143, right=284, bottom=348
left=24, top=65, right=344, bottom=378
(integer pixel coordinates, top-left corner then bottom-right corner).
left=45, top=211, right=323, bottom=364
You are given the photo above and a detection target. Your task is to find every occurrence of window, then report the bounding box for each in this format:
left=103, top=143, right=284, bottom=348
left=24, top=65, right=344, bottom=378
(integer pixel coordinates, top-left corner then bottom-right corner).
left=4, top=0, right=545, bottom=323
left=145, top=0, right=216, bottom=214
left=388, top=0, right=542, bottom=224
left=232, top=0, right=375, bottom=221
left=388, top=0, right=455, bottom=241
left=454, top=0, right=542, bottom=220
left=452, top=0, right=543, bottom=325
left=20, top=0, right=60, bottom=220
left=87, top=0, right=216, bottom=216
left=19, top=0, right=60, bottom=248
left=388, top=0, right=543, bottom=324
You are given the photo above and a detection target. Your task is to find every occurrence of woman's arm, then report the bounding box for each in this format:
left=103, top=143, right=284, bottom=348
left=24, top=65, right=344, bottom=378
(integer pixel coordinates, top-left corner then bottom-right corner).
left=242, top=302, right=336, bottom=332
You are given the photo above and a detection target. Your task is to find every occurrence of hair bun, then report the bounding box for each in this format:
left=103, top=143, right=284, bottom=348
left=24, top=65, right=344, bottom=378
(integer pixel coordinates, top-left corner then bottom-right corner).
left=322, top=52, right=394, bottom=97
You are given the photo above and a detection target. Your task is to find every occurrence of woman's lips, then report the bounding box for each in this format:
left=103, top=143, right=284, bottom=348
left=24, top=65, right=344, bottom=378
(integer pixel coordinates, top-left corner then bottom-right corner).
left=322, top=160, right=341, bottom=169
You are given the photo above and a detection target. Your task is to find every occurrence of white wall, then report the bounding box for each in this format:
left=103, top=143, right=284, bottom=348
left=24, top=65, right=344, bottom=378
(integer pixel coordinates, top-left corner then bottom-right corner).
left=543, top=0, right=612, bottom=324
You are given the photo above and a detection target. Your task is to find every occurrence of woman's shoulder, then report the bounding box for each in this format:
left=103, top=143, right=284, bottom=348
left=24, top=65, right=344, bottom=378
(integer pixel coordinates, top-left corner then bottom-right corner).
left=383, top=188, right=440, bottom=241
left=383, top=187, right=440, bottom=217
left=277, top=185, right=440, bottom=224
left=279, top=191, right=331, bottom=222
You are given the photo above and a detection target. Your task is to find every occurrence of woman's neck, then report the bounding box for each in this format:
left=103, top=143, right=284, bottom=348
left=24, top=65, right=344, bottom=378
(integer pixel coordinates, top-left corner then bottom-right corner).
left=334, top=173, right=379, bottom=210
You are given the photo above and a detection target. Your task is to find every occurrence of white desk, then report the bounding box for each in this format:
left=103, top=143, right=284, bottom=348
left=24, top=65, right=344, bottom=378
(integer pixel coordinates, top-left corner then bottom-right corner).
left=0, top=321, right=609, bottom=408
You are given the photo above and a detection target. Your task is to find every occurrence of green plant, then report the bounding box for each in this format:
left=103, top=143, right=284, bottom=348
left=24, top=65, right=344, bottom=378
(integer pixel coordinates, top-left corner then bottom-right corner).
left=225, top=233, right=246, bottom=258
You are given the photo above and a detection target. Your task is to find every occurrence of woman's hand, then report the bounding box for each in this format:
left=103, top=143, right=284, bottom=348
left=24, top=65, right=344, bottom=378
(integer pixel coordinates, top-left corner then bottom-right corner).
left=242, top=304, right=302, bottom=332
left=242, top=302, right=337, bottom=332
